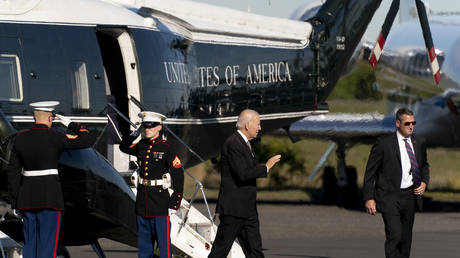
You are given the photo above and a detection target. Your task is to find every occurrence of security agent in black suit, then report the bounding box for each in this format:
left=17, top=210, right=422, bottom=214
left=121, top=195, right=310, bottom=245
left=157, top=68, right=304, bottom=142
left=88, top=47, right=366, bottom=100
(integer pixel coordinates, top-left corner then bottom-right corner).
left=363, top=108, right=429, bottom=258
left=209, top=109, right=281, bottom=258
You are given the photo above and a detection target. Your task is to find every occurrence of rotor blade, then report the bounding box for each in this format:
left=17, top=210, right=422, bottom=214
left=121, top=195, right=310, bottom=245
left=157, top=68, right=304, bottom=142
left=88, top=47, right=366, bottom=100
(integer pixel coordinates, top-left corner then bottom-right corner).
left=369, top=0, right=400, bottom=68
left=415, top=0, right=441, bottom=85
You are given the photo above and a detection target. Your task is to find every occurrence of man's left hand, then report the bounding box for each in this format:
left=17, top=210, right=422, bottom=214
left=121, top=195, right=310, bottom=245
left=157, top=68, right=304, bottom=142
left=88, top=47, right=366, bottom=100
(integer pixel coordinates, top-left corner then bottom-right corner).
left=414, top=182, right=426, bottom=196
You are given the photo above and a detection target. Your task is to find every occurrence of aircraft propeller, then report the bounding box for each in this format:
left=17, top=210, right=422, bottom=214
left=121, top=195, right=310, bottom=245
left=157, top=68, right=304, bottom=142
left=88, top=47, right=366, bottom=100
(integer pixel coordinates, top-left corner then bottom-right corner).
left=369, top=0, right=440, bottom=85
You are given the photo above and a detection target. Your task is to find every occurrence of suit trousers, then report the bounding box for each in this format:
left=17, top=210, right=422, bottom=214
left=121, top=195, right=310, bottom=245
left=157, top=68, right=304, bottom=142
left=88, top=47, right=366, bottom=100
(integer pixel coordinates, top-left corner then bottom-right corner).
left=137, top=216, right=171, bottom=258
left=381, top=189, right=416, bottom=258
left=21, top=209, right=62, bottom=258
left=208, top=213, right=264, bottom=258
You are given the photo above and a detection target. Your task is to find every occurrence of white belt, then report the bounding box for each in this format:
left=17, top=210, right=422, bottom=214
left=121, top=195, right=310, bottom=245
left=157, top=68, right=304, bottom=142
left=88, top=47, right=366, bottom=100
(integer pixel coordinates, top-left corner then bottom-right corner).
left=22, top=169, right=58, bottom=177
left=138, top=178, right=164, bottom=187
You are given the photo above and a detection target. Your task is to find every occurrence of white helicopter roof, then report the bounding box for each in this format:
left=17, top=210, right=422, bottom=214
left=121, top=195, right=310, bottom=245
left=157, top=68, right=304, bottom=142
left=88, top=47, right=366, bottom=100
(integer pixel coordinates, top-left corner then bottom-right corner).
left=0, top=0, right=147, bottom=26
left=133, top=0, right=312, bottom=46
left=0, top=0, right=311, bottom=48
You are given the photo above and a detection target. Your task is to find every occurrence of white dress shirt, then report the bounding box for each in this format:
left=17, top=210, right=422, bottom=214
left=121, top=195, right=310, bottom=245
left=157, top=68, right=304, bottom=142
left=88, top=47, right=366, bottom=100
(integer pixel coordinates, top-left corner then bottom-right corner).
left=237, top=130, right=249, bottom=146
left=396, top=131, right=414, bottom=189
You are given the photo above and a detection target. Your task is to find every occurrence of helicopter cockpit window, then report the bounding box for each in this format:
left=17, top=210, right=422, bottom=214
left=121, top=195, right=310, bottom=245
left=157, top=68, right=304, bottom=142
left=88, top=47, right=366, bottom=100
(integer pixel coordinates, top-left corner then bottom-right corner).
left=0, top=54, right=23, bottom=102
left=71, top=61, right=90, bottom=110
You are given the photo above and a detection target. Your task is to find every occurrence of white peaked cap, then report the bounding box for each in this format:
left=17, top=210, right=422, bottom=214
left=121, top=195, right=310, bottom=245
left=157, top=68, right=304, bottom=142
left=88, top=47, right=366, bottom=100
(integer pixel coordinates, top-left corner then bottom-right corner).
left=29, top=101, right=60, bottom=112
left=138, top=111, right=167, bottom=123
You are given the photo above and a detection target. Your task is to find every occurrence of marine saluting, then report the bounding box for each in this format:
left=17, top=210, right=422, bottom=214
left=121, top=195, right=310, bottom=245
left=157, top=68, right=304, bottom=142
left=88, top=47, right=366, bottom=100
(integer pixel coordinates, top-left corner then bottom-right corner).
left=119, top=111, right=184, bottom=258
left=6, top=101, right=93, bottom=258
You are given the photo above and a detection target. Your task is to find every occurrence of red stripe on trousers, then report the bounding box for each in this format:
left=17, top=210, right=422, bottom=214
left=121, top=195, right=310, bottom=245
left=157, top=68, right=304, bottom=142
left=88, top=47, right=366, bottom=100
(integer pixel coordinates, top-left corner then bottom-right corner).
left=167, top=216, right=171, bottom=258
left=53, top=211, right=61, bottom=258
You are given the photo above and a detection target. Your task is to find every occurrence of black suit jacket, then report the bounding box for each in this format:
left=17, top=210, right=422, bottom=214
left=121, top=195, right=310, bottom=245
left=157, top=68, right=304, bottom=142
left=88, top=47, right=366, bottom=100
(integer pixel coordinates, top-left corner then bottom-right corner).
left=363, top=133, right=430, bottom=213
left=7, top=123, right=92, bottom=210
left=215, top=132, right=268, bottom=218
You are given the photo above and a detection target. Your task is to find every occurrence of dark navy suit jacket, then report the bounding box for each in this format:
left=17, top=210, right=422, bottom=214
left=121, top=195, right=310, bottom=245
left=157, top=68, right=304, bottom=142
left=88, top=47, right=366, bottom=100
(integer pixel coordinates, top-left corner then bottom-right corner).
left=363, top=133, right=430, bottom=213
left=215, top=132, right=268, bottom=218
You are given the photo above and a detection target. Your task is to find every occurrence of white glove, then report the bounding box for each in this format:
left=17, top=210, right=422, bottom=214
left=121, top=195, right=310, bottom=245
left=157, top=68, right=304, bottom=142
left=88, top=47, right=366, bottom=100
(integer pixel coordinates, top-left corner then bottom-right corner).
left=55, top=114, right=71, bottom=127
left=168, top=209, right=177, bottom=216
left=129, top=127, right=141, bottom=137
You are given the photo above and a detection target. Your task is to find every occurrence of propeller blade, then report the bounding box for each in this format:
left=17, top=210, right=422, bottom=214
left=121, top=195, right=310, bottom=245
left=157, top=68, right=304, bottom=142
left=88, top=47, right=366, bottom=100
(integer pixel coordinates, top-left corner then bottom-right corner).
left=369, top=0, right=400, bottom=68
left=415, top=0, right=441, bottom=85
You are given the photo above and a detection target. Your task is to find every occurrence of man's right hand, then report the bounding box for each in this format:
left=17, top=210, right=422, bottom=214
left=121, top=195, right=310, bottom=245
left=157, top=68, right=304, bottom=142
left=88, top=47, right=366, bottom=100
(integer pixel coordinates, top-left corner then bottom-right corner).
left=129, top=128, right=141, bottom=137
left=365, top=199, right=377, bottom=215
left=55, top=114, right=71, bottom=127
left=266, top=154, right=281, bottom=169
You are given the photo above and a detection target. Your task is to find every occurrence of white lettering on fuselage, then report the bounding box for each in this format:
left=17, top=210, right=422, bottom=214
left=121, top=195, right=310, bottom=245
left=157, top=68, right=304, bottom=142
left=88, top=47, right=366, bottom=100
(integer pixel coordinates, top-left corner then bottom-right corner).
left=163, top=61, right=292, bottom=87
left=164, top=62, right=191, bottom=84
left=336, top=35, right=346, bottom=50
left=197, top=61, right=292, bottom=87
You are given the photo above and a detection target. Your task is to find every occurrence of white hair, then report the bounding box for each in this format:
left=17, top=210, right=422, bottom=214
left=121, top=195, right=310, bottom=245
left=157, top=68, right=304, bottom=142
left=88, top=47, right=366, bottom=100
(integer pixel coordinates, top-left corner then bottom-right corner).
left=236, top=109, right=259, bottom=129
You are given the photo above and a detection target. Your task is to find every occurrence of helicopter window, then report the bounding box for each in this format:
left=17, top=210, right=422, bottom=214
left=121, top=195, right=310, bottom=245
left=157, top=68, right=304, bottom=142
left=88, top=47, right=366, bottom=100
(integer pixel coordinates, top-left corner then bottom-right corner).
left=71, top=61, right=90, bottom=110
left=0, top=54, right=23, bottom=102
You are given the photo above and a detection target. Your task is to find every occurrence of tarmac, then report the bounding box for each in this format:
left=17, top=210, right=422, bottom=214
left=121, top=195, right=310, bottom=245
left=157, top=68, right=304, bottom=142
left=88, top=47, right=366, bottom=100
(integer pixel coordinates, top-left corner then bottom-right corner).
left=67, top=201, right=460, bottom=258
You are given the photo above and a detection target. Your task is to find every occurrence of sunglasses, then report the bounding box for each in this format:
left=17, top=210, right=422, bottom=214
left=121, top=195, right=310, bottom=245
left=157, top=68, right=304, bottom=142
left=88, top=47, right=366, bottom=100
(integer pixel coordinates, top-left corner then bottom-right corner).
left=142, top=122, right=160, bottom=128
left=403, top=121, right=416, bottom=126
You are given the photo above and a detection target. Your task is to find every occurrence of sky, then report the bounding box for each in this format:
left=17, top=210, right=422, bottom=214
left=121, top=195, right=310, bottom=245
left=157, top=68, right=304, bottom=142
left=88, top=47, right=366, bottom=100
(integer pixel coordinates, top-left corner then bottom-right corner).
left=189, top=0, right=460, bottom=40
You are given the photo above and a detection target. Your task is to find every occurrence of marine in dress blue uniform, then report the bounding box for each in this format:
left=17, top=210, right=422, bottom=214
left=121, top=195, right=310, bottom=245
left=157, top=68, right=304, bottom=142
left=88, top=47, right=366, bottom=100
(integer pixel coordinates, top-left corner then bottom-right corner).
left=6, top=101, right=93, bottom=258
left=119, top=111, right=184, bottom=258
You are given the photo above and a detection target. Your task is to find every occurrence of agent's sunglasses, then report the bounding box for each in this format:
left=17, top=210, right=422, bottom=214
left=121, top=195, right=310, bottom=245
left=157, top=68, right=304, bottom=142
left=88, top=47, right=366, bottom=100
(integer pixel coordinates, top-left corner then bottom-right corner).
left=403, top=121, right=416, bottom=126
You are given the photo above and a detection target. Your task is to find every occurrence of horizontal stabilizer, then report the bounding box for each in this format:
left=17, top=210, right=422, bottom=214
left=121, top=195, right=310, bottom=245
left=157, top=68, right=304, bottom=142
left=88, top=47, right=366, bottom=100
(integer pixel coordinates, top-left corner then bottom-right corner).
left=275, top=113, right=394, bottom=144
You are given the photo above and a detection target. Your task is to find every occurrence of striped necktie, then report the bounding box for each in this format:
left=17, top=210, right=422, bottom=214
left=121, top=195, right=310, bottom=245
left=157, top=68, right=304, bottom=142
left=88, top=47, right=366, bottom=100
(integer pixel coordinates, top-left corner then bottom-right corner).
left=403, top=138, right=422, bottom=187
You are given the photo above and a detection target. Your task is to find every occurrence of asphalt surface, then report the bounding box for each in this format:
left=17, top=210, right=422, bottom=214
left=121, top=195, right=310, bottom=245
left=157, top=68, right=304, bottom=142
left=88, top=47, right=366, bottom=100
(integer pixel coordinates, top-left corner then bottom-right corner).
left=67, top=202, right=460, bottom=258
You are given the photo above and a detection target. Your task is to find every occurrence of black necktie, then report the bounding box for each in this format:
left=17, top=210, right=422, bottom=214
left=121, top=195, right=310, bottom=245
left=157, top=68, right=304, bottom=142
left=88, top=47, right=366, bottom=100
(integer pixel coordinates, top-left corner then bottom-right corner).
left=403, top=138, right=422, bottom=187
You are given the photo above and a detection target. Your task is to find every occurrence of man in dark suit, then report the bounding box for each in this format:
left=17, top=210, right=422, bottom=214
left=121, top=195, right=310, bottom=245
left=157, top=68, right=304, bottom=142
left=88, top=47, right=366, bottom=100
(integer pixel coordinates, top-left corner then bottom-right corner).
left=364, top=107, right=429, bottom=258
left=208, top=109, right=281, bottom=258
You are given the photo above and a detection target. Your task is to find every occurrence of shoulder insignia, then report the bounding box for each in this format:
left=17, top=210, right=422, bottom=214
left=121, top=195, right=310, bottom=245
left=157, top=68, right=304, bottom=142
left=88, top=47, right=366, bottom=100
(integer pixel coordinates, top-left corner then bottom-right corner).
left=66, top=134, right=78, bottom=139
left=79, top=128, right=89, bottom=133
left=172, top=155, right=182, bottom=168
left=129, top=143, right=137, bottom=149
